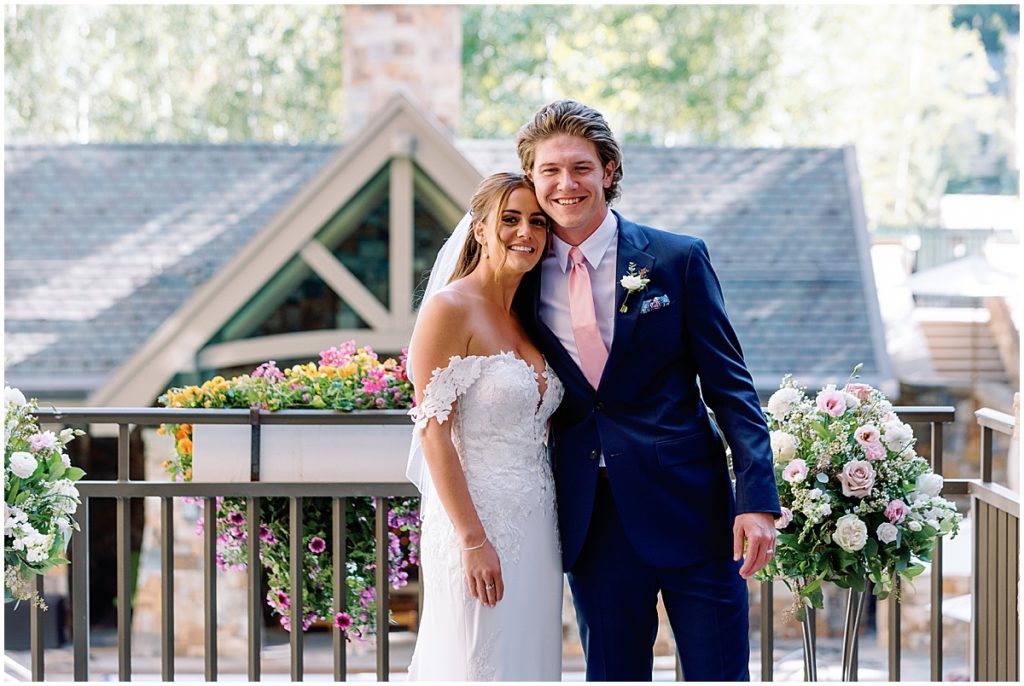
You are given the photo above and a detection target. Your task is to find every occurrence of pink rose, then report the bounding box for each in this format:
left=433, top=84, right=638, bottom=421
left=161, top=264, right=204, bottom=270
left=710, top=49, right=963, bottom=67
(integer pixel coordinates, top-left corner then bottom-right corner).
left=838, top=459, right=876, bottom=498
left=885, top=499, right=909, bottom=524
left=782, top=458, right=808, bottom=483
left=816, top=389, right=847, bottom=417
left=864, top=441, right=886, bottom=461
left=775, top=507, right=793, bottom=530
left=845, top=383, right=873, bottom=401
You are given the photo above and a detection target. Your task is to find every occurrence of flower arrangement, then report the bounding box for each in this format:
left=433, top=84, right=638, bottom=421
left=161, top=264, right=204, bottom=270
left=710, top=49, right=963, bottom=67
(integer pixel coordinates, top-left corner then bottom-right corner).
left=4, top=386, right=86, bottom=607
left=757, top=366, right=962, bottom=618
left=158, top=341, right=420, bottom=638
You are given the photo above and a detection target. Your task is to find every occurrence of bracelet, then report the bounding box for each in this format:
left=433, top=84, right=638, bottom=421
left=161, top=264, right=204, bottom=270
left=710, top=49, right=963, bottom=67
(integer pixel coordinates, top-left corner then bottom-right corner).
left=463, top=536, right=487, bottom=551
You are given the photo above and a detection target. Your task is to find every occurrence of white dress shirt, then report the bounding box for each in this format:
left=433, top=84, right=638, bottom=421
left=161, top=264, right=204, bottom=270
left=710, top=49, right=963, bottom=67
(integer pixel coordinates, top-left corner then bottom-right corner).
left=539, top=210, right=618, bottom=465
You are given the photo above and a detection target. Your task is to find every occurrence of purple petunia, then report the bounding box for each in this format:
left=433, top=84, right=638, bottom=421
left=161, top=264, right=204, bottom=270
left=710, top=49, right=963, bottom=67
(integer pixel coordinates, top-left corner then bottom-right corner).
left=333, top=612, right=353, bottom=630
left=308, top=536, right=327, bottom=554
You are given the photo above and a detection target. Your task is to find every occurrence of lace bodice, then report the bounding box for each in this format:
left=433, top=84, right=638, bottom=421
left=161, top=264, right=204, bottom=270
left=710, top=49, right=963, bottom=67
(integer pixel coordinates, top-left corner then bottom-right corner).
left=409, top=352, right=564, bottom=567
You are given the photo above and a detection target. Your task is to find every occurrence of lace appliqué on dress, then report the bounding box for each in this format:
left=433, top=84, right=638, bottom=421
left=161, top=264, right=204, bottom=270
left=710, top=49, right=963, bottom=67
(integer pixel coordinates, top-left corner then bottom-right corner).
left=408, top=355, right=484, bottom=429
left=469, top=628, right=501, bottom=681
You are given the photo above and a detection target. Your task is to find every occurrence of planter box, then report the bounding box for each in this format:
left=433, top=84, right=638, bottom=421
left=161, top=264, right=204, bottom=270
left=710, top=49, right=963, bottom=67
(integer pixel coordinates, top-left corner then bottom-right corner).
left=191, top=424, right=412, bottom=483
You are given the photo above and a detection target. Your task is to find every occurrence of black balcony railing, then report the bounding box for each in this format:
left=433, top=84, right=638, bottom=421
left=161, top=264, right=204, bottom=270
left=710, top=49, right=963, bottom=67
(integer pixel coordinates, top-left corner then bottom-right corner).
left=16, top=404, right=1019, bottom=681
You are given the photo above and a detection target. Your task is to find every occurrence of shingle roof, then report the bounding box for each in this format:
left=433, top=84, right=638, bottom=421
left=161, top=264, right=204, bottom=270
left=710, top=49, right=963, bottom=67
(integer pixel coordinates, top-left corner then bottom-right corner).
left=4, top=141, right=888, bottom=397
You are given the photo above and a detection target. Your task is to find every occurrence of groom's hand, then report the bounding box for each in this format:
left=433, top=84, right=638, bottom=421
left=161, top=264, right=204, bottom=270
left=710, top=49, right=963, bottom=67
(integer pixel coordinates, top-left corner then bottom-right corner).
left=733, top=512, right=777, bottom=579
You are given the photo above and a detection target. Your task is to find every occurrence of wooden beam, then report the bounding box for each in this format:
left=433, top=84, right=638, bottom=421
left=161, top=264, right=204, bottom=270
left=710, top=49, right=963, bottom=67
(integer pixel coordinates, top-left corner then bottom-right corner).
left=300, top=241, right=393, bottom=329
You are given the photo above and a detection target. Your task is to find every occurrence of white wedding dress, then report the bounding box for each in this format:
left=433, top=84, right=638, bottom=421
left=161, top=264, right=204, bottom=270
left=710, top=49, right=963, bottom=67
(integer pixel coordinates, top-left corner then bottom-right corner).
left=406, top=352, right=565, bottom=681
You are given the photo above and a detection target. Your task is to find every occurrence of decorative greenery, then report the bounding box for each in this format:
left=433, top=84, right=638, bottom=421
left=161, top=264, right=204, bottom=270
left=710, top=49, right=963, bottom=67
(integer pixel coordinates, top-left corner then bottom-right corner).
left=158, top=341, right=420, bottom=638
left=4, top=387, right=86, bottom=607
left=756, top=366, right=962, bottom=619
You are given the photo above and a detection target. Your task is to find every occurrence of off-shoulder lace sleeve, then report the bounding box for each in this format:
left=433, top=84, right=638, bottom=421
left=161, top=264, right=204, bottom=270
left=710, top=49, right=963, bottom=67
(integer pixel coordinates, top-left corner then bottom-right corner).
left=408, top=356, right=484, bottom=430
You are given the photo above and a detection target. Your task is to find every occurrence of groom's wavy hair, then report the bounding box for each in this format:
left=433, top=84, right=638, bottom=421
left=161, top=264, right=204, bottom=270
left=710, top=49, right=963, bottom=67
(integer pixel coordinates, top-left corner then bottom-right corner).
left=449, top=173, right=550, bottom=284
left=515, top=99, right=623, bottom=204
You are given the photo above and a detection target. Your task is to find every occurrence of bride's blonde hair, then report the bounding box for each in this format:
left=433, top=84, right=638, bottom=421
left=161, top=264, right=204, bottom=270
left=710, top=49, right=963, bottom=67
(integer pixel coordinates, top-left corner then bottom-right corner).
left=448, top=173, right=548, bottom=283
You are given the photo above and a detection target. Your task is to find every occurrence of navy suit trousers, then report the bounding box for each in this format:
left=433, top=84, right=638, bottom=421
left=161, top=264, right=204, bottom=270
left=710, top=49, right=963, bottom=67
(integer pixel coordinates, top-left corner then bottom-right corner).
left=567, top=478, right=751, bottom=681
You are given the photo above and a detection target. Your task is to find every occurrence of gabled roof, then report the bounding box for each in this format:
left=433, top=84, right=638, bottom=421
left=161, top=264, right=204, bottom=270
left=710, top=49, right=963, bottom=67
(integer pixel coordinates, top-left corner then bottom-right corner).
left=5, top=124, right=892, bottom=401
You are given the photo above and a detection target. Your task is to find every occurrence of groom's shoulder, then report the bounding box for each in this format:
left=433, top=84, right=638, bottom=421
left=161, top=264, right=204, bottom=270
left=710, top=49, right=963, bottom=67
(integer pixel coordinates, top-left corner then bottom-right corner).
left=617, top=213, right=705, bottom=255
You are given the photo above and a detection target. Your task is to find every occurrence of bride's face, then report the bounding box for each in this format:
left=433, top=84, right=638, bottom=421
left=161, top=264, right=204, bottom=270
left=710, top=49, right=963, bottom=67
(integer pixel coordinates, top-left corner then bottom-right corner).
left=477, top=187, right=549, bottom=275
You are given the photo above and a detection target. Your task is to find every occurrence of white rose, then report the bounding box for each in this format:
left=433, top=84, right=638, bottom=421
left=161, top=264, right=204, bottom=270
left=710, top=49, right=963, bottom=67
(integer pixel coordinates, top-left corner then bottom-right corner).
left=876, top=522, right=899, bottom=544
left=843, top=392, right=861, bottom=410
left=769, top=431, right=798, bottom=463
left=915, top=472, right=943, bottom=497
left=620, top=274, right=645, bottom=290
left=907, top=520, right=922, bottom=532
left=767, top=387, right=801, bottom=419
left=833, top=514, right=868, bottom=552
left=4, top=386, right=27, bottom=407
left=9, top=451, right=38, bottom=478
left=882, top=420, right=914, bottom=451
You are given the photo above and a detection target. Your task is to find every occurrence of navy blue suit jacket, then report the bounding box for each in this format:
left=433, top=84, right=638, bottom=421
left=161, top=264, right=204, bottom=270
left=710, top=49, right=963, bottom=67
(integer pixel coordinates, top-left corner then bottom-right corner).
left=516, top=211, right=781, bottom=571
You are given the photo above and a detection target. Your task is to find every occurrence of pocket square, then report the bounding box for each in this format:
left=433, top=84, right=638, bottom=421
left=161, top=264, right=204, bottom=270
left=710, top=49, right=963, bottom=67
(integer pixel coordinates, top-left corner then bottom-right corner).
left=640, top=295, right=671, bottom=314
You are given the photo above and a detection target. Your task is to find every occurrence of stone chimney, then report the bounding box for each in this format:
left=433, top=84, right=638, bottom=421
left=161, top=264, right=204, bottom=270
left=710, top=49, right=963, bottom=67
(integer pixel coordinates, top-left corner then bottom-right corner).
left=342, top=5, right=462, bottom=137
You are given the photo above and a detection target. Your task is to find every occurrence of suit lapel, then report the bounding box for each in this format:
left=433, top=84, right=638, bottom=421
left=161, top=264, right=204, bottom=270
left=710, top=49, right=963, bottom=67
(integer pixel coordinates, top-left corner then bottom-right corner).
left=599, top=213, right=655, bottom=388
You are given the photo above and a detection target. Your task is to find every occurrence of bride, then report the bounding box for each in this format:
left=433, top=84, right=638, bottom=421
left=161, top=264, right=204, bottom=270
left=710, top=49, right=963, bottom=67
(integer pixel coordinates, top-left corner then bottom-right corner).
left=405, top=173, right=564, bottom=681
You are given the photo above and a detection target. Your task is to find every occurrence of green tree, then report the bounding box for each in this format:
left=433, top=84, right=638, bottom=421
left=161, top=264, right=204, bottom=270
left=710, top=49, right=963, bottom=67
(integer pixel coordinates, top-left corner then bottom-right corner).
left=4, top=4, right=345, bottom=143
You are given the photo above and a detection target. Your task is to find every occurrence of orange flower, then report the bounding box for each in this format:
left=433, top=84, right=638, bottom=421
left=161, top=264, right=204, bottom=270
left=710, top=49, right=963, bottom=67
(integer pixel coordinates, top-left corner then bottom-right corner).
left=177, top=437, right=193, bottom=456
left=156, top=425, right=167, bottom=436
left=184, top=467, right=192, bottom=480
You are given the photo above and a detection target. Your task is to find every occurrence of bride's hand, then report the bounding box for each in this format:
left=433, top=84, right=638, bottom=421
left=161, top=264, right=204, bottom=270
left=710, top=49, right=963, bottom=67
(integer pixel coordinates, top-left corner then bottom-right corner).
left=462, top=538, right=503, bottom=607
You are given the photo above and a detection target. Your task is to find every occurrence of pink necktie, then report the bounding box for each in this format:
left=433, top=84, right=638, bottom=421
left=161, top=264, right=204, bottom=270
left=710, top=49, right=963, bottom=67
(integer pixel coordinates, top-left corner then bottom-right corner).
left=568, top=247, right=608, bottom=389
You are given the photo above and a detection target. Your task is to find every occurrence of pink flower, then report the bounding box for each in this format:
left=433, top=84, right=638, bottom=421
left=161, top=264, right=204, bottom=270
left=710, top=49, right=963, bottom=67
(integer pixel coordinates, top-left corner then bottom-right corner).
left=854, top=424, right=880, bottom=447
left=782, top=458, right=808, bottom=483
left=845, top=383, right=873, bottom=401
left=333, top=612, right=353, bottom=630
left=885, top=499, right=909, bottom=524
left=838, top=459, right=876, bottom=498
left=775, top=506, right=793, bottom=529
left=28, top=432, right=58, bottom=452
left=816, top=389, right=847, bottom=417
left=863, top=441, right=886, bottom=461
left=308, top=537, right=326, bottom=554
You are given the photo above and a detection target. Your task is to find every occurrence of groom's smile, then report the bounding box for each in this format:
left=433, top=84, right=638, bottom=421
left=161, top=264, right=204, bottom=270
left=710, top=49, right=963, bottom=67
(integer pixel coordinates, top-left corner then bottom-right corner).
left=529, top=134, right=615, bottom=245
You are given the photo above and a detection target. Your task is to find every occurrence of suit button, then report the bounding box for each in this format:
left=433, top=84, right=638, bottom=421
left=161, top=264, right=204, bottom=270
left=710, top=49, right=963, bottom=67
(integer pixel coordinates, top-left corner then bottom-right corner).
left=590, top=450, right=599, bottom=461
left=596, top=401, right=606, bottom=411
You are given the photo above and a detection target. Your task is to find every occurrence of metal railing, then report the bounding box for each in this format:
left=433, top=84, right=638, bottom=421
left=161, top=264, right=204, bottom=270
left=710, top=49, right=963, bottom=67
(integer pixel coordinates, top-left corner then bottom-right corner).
left=27, top=407, right=415, bottom=682
left=16, top=405, right=1019, bottom=681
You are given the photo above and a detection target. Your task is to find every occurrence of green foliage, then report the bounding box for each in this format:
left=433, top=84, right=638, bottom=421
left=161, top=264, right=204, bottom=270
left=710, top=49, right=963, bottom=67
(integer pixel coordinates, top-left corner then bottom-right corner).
left=4, top=4, right=345, bottom=142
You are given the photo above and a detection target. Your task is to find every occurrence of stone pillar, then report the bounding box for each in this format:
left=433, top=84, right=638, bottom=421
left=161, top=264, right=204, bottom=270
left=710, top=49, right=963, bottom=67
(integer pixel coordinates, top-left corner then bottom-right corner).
left=342, top=5, right=462, bottom=136
left=131, top=428, right=249, bottom=658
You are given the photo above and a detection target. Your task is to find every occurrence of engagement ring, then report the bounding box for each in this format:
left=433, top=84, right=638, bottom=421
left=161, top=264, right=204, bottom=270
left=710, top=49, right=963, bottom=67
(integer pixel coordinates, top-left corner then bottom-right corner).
left=766, top=548, right=774, bottom=554
left=486, top=583, right=495, bottom=590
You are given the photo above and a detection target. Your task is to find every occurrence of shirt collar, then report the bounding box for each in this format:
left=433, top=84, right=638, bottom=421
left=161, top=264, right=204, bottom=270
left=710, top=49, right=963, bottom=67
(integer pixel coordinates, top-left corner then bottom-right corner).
left=551, top=209, right=618, bottom=273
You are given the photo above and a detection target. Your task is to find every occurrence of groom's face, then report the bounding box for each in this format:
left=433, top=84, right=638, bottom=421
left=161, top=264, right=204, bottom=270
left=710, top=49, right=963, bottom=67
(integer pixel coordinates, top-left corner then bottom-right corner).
left=529, top=134, right=614, bottom=244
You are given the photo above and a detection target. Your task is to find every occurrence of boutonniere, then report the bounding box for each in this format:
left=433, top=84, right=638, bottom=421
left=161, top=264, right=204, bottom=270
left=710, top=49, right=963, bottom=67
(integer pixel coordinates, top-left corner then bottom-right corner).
left=618, top=262, right=650, bottom=313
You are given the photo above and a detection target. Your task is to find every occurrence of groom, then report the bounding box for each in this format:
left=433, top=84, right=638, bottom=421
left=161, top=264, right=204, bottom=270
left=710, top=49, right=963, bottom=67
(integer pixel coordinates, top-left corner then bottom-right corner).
left=513, top=100, right=781, bottom=681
